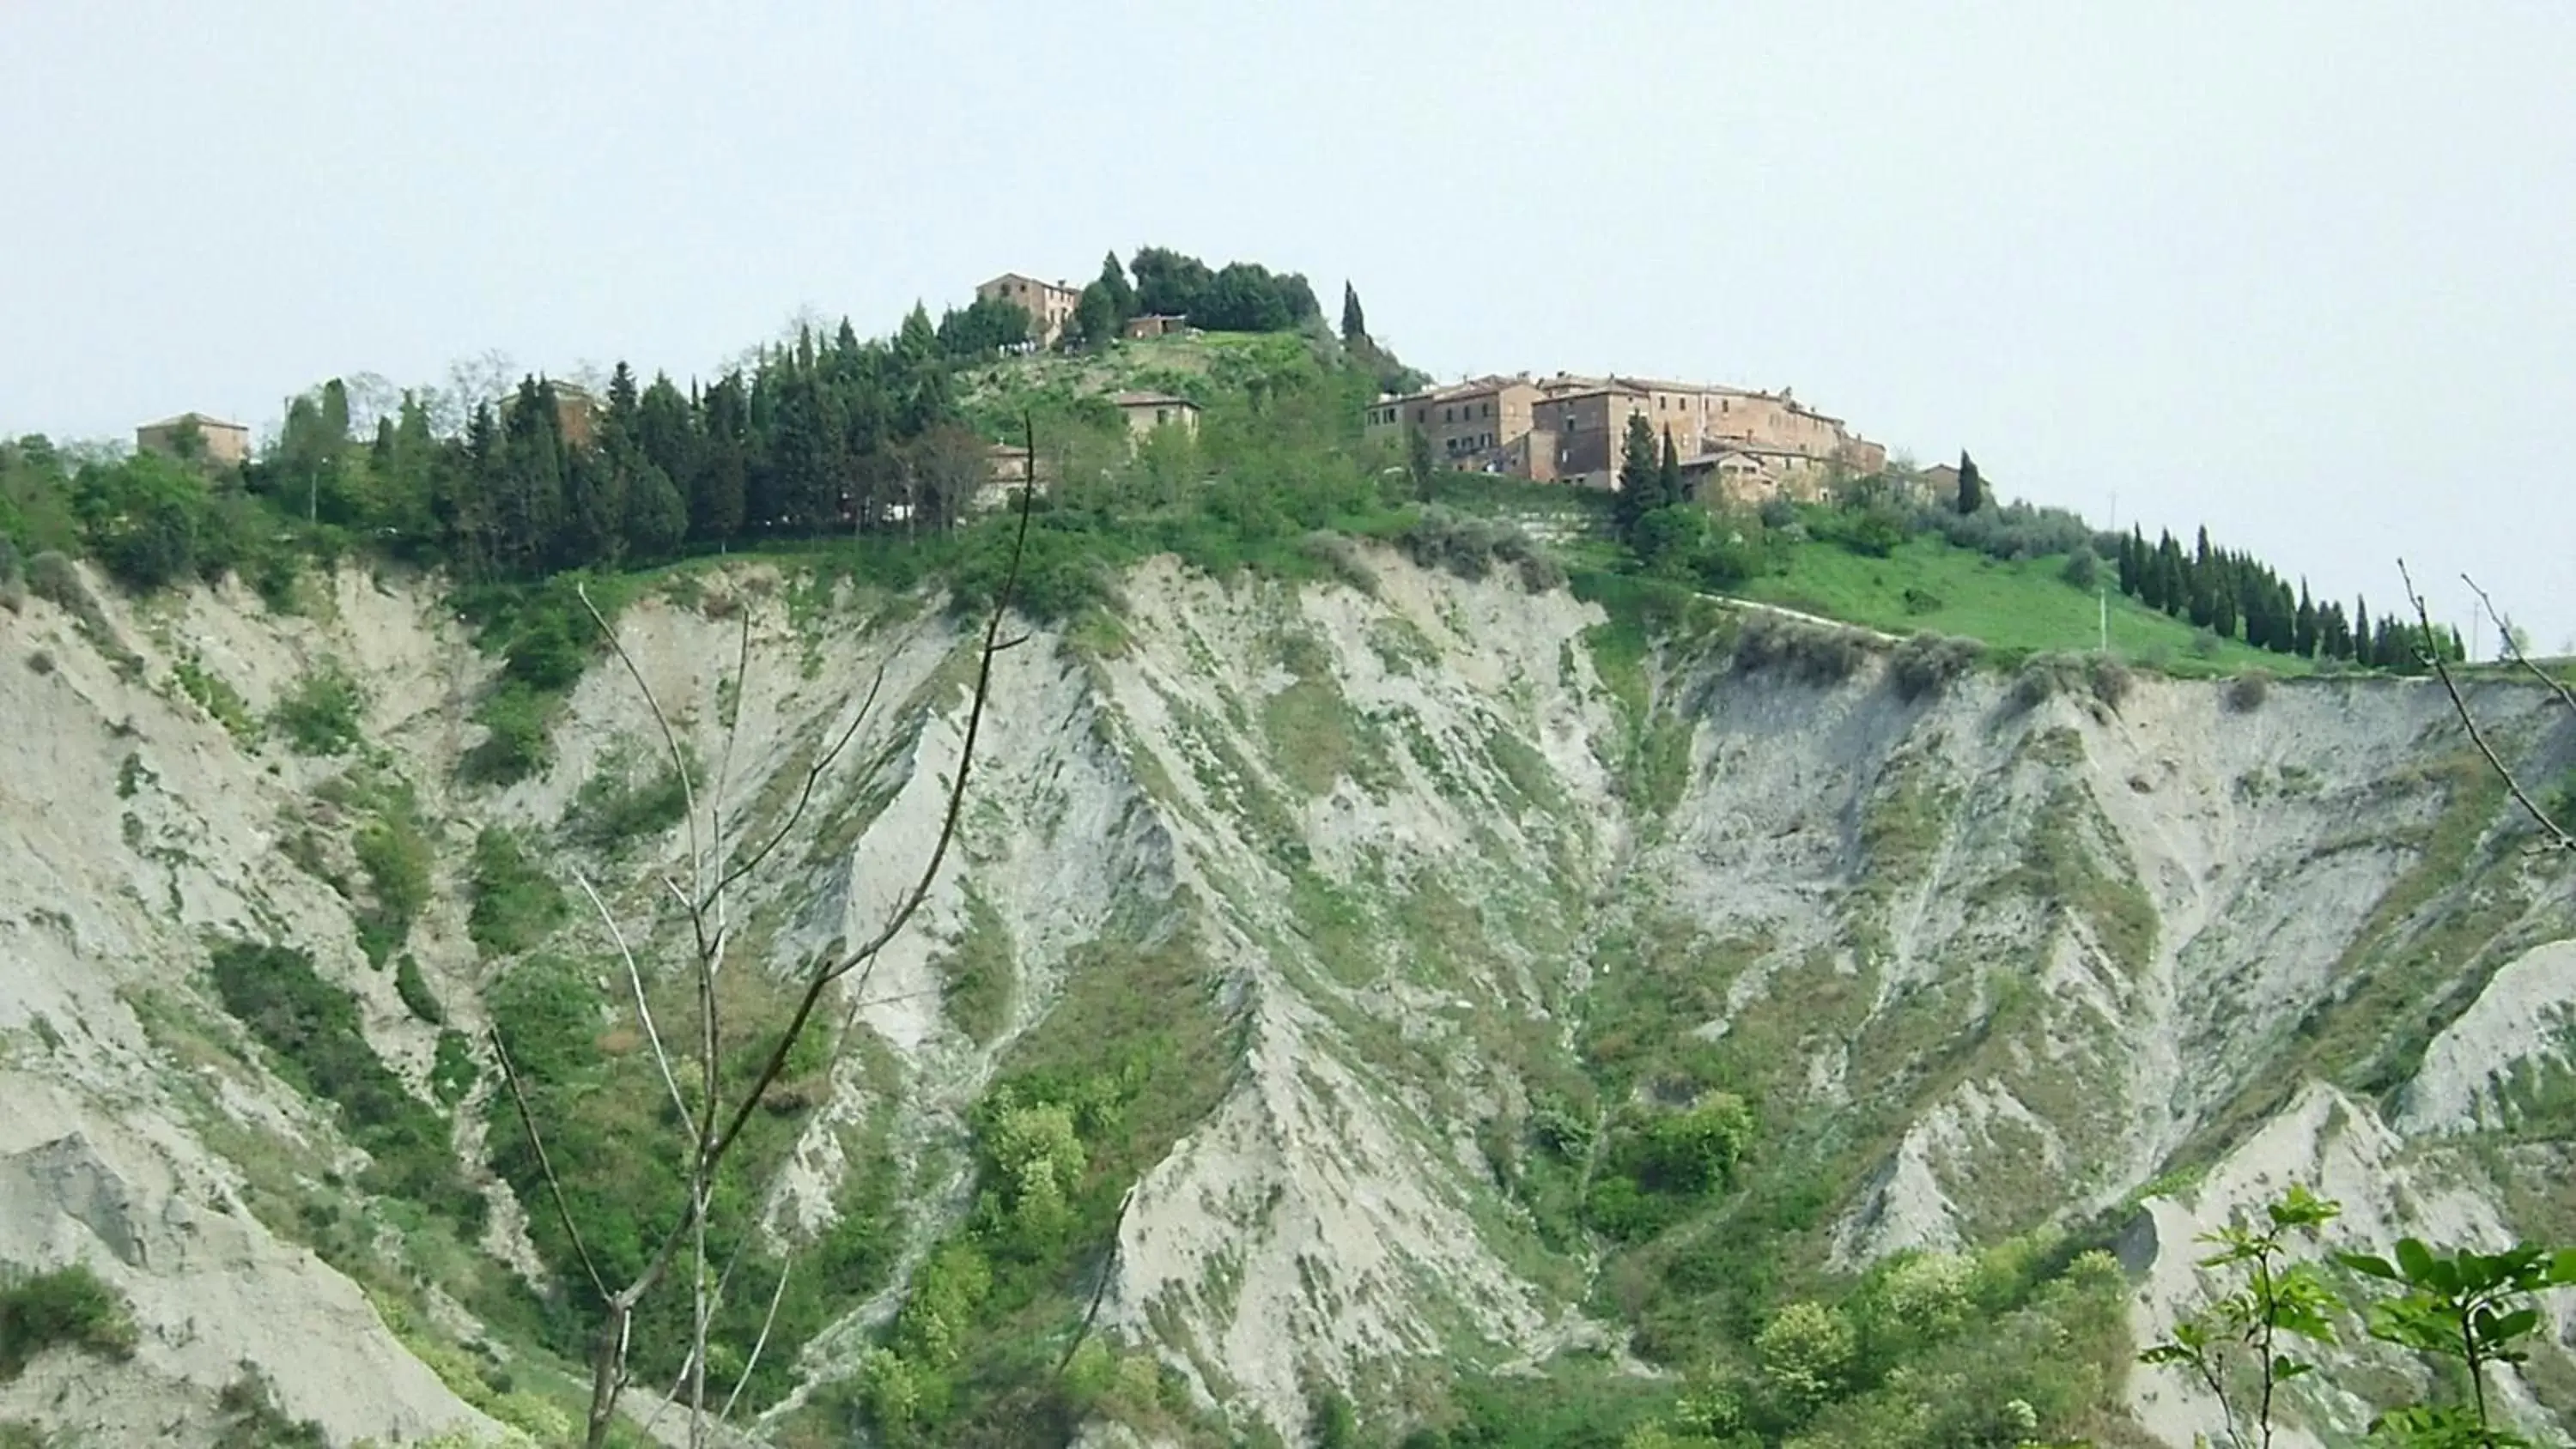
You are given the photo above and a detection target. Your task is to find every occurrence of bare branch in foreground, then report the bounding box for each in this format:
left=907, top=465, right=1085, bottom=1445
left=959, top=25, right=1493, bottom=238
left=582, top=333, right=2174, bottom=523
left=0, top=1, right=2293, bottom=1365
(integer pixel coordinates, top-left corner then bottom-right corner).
left=489, top=1029, right=610, bottom=1302
left=2461, top=572, right=2576, bottom=723
left=2402, top=560, right=2575, bottom=852
left=575, top=867, right=690, bottom=1125
left=501, top=418, right=1041, bottom=1448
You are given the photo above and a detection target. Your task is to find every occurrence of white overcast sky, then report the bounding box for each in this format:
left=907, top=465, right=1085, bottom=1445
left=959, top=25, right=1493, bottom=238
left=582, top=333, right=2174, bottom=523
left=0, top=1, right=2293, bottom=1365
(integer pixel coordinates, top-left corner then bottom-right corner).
left=5, top=3, right=2569, bottom=648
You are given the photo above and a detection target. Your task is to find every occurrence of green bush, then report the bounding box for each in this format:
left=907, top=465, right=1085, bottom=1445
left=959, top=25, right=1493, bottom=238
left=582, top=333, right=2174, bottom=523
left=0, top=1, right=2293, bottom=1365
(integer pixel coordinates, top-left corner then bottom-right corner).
left=213, top=1365, right=327, bottom=1449
left=2226, top=670, right=2273, bottom=713
left=461, top=682, right=555, bottom=786
left=1887, top=634, right=1981, bottom=702
left=354, top=801, right=432, bottom=966
left=394, top=954, right=444, bottom=1024
left=567, top=745, right=692, bottom=854
left=466, top=827, right=566, bottom=958
left=1397, top=506, right=1565, bottom=591
left=267, top=660, right=368, bottom=756
left=0, top=1264, right=138, bottom=1380
left=2010, top=652, right=2130, bottom=713
left=430, top=1029, right=477, bottom=1106
left=173, top=654, right=259, bottom=743
left=1735, top=612, right=1865, bottom=686
left=1817, top=503, right=1907, bottom=559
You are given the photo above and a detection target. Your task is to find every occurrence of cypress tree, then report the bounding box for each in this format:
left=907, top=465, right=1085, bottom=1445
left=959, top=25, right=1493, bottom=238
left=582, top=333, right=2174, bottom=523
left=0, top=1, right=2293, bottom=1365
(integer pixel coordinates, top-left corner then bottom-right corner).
left=1614, top=415, right=1660, bottom=544
left=2293, top=582, right=2317, bottom=658
left=1955, top=451, right=1983, bottom=514
left=1341, top=282, right=1369, bottom=348
left=1099, top=252, right=1137, bottom=321
left=1658, top=427, right=1683, bottom=508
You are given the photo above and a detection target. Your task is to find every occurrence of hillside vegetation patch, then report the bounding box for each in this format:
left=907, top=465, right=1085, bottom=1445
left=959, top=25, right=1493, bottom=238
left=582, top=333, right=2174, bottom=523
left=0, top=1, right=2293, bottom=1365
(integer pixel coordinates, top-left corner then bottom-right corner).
left=204, top=939, right=477, bottom=1228
left=0, top=1264, right=138, bottom=1381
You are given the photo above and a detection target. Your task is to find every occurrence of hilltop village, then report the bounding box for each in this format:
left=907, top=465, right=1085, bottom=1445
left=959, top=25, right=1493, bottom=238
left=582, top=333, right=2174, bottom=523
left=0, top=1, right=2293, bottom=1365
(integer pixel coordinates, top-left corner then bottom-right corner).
left=969, top=265, right=1893, bottom=511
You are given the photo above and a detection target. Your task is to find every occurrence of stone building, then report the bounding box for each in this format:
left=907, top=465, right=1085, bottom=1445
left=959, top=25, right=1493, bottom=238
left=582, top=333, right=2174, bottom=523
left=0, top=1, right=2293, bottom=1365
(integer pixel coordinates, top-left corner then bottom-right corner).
left=1367, top=368, right=1886, bottom=501
left=976, top=272, right=1082, bottom=347
left=1113, top=391, right=1199, bottom=440
left=1363, top=375, right=1548, bottom=474
left=134, top=412, right=251, bottom=466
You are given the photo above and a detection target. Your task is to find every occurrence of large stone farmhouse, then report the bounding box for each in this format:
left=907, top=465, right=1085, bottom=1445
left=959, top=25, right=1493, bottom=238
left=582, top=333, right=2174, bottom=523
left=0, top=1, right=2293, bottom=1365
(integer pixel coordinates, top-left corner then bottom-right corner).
left=1364, top=372, right=1886, bottom=504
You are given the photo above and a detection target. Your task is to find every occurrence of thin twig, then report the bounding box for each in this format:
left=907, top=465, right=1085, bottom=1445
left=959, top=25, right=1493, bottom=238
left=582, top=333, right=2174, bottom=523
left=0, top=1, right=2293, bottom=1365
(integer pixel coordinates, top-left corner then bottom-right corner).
left=703, top=657, right=894, bottom=911
left=1057, top=1183, right=1139, bottom=1373
left=718, top=1259, right=795, bottom=1424
left=579, top=580, right=712, bottom=967
left=575, top=868, right=690, bottom=1125
left=700, top=457, right=1038, bottom=1180
left=707, top=597, right=756, bottom=883
left=2402, top=560, right=2575, bottom=852
left=489, top=1028, right=610, bottom=1301
left=2461, top=572, right=2576, bottom=721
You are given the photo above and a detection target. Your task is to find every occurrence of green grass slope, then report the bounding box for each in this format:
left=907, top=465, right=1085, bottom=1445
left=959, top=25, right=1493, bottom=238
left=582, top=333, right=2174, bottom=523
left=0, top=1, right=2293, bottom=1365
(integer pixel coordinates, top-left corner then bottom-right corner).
left=1741, top=535, right=2303, bottom=676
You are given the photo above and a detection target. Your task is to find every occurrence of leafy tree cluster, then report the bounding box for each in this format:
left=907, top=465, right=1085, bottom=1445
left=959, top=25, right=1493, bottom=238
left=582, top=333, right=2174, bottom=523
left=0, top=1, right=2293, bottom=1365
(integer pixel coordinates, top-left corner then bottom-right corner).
left=3, top=312, right=991, bottom=598
left=1416, top=1230, right=2134, bottom=1449
left=1, top=433, right=294, bottom=600
left=1060, top=246, right=1327, bottom=349
left=2115, top=524, right=2464, bottom=670
left=363, top=320, right=985, bottom=582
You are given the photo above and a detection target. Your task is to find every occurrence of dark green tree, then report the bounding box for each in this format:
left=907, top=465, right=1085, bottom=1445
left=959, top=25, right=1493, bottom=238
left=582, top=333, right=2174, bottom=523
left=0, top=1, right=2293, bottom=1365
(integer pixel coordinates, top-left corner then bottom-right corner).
left=562, top=443, right=625, bottom=567
left=622, top=463, right=687, bottom=560
left=1341, top=283, right=1368, bottom=347
left=1097, top=251, right=1136, bottom=321
left=1406, top=424, right=1437, bottom=504
left=1614, top=414, right=1661, bottom=544
left=1954, top=451, right=1983, bottom=514
left=1196, top=262, right=1294, bottom=332
left=1130, top=246, right=1213, bottom=318
left=1658, top=427, right=1684, bottom=509
left=1071, top=282, right=1121, bottom=349
left=501, top=377, right=568, bottom=576
left=690, top=374, right=748, bottom=545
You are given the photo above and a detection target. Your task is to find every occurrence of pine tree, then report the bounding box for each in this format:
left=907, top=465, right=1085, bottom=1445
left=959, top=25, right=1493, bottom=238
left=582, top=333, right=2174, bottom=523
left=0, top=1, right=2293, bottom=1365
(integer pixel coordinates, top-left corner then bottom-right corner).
left=635, top=373, right=697, bottom=493
left=1341, top=282, right=1369, bottom=348
left=691, top=373, right=749, bottom=544
left=606, top=361, right=641, bottom=445
left=441, top=401, right=502, bottom=579
left=501, top=377, right=567, bottom=575
left=562, top=442, right=625, bottom=567
left=2155, top=532, right=2186, bottom=618
left=2293, top=582, right=2318, bottom=658
left=1955, top=452, right=1983, bottom=514
left=622, top=462, right=687, bottom=560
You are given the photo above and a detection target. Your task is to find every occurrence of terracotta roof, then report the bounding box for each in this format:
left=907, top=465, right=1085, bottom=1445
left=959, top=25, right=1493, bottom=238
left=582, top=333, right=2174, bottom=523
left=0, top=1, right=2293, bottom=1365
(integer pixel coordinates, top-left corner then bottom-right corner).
left=140, top=411, right=247, bottom=432
left=1112, top=391, right=1197, bottom=409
